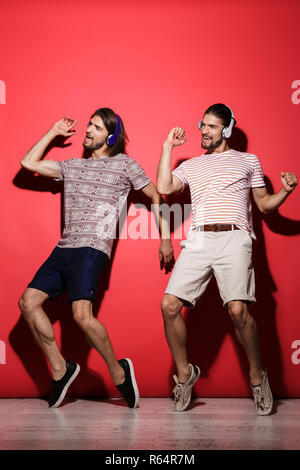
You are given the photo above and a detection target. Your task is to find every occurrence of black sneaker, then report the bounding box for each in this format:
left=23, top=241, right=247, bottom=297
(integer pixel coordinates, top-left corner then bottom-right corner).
left=49, top=359, right=80, bottom=408
left=115, top=358, right=139, bottom=408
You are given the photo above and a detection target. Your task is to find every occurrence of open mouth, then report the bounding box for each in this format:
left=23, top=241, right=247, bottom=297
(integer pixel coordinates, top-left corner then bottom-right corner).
left=85, top=135, right=93, bottom=143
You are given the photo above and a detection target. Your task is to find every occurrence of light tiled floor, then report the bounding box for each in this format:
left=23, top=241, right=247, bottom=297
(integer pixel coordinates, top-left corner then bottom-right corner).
left=0, top=398, right=299, bottom=450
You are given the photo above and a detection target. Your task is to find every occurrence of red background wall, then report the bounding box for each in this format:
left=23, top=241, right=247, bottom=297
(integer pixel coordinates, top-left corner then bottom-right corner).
left=1, top=0, right=300, bottom=398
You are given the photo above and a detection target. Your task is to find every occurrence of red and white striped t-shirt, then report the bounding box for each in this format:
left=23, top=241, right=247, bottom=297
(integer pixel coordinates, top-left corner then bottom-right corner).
left=172, top=149, right=265, bottom=239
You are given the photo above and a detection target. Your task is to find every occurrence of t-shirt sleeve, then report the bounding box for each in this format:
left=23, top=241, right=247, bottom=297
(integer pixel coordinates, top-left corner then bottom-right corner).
left=250, top=155, right=265, bottom=188
left=126, top=159, right=151, bottom=190
left=50, top=160, right=67, bottom=182
left=172, top=162, right=189, bottom=191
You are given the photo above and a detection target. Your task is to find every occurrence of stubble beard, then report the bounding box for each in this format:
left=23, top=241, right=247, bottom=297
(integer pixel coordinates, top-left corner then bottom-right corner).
left=83, top=139, right=107, bottom=151
left=201, top=136, right=224, bottom=151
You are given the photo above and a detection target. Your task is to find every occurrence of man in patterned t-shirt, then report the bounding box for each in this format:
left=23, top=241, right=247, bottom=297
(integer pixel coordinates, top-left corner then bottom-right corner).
left=157, top=103, right=298, bottom=415
left=19, top=108, right=174, bottom=409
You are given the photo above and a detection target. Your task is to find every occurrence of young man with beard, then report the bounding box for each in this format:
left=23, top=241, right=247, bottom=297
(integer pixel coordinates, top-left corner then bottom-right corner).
left=19, top=108, right=174, bottom=409
left=157, top=103, right=297, bottom=415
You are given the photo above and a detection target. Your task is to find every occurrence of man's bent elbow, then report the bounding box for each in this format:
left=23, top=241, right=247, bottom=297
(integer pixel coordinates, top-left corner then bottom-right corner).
left=157, top=187, right=170, bottom=196
left=260, top=204, right=273, bottom=215
left=20, top=159, right=36, bottom=173
left=20, top=159, right=29, bottom=170
left=156, top=183, right=173, bottom=196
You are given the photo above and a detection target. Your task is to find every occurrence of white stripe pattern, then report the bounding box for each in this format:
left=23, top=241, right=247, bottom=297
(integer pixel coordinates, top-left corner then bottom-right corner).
left=172, top=149, right=265, bottom=239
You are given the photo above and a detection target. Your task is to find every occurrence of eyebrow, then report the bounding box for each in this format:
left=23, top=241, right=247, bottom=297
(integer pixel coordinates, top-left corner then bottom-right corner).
left=202, top=123, right=218, bottom=128
left=88, top=121, right=103, bottom=130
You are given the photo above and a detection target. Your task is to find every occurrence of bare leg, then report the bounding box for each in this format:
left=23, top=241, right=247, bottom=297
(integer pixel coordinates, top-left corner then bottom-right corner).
left=161, top=294, right=191, bottom=382
left=72, top=300, right=124, bottom=385
left=227, top=300, right=263, bottom=385
left=18, top=288, right=66, bottom=380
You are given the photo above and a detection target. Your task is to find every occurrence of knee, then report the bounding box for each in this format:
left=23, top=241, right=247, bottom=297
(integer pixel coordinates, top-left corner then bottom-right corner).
left=18, top=292, right=37, bottom=320
left=161, top=295, right=182, bottom=321
left=72, top=305, right=92, bottom=330
left=227, top=301, right=249, bottom=329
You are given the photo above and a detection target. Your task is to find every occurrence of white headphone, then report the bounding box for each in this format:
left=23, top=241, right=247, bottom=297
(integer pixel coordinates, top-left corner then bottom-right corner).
left=198, top=105, right=235, bottom=139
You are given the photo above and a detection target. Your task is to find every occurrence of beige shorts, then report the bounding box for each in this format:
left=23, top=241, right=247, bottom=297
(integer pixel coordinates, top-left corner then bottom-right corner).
left=165, top=229, right=256, bottom=308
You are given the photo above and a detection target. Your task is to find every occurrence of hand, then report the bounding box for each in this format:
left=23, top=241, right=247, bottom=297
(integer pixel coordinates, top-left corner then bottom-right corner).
left=165, top=127, right=186, bottom=147
left=51, top=117, right=78, bottom=137
left=159, top=239, right=175, bottom=273
left=281, top=171, right=298, bottom=193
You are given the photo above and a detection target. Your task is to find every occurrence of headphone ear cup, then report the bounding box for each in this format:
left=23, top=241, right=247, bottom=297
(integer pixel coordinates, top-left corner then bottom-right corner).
left=198, top=120, right=202, bottom=130
left=222, top=118, right=235, bottom=138
left=223, top=107, right=235, bottom=138
left=223, top=121, right=234, bottom=139
left=106, top=115, right=121, bottom=147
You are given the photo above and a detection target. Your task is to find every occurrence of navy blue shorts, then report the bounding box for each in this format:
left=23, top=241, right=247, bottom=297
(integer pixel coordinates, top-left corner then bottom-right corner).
left=28, top=247, right=109, bottom=303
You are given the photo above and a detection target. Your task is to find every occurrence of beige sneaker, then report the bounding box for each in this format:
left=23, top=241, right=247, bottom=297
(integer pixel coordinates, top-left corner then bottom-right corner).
left=172, top=364, right=200, bottom=412
left=251, top=368, right=273, bottom=416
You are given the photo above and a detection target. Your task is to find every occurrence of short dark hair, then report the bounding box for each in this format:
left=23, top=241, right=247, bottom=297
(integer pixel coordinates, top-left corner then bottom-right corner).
left=91, top=107, right=129, bottom=156
left=204, top=103, right=236, bottom=128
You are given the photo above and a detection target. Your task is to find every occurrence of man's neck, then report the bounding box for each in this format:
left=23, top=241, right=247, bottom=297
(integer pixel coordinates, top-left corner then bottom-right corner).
left=91, top=147, right=110, bottom=159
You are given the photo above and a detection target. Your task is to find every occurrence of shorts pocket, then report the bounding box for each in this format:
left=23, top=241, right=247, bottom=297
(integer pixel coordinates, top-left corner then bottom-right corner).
left=180, top=231, right=198, bottom=249
left=243, top=231, right=253, bottom=246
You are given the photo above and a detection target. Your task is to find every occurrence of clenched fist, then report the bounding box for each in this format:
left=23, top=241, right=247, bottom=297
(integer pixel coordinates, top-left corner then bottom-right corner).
left=281, top=171, right=298, bottom=193
left=165, top=127, right=186, bottom=147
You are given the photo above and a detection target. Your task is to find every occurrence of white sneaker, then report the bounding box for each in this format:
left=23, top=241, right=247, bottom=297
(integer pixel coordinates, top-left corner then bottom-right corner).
left=251, top=368, right=273, bottom=416
left=172, top=364, right=200, bottom=412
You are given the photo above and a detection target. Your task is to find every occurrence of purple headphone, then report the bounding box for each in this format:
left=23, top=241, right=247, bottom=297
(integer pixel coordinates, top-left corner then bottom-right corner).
left=106, top=115, right=120, bottom=146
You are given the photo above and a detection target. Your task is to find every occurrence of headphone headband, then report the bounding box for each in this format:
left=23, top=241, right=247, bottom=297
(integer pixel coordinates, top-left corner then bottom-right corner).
left=198, top=105, right=235, bottom=138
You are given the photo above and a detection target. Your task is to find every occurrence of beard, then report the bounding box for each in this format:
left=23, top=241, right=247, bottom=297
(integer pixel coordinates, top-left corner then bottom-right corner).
left=83, top=137, right=107, bottom=151
left=201, top=136, right=224, bottom=150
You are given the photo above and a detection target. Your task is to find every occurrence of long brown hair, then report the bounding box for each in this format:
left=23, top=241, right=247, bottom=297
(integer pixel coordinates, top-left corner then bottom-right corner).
left=91, top=107, right=129, bottom=156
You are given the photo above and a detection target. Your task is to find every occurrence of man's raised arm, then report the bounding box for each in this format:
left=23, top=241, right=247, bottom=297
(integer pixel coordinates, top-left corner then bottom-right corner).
left=156, top=127, right=186, bottom=195
left=20, top=117, right=77, bottom=178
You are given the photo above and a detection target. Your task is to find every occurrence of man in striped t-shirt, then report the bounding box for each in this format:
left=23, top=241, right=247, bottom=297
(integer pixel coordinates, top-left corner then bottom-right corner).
left=157, top=103, right=298, bottom=415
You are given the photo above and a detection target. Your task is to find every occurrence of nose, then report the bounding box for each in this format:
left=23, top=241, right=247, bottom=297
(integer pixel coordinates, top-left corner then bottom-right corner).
left=86, top=123, right=94, bottom=134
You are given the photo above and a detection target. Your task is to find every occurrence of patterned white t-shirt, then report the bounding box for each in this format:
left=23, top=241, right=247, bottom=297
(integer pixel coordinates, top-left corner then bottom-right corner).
left=172, top=149, right=265, bottom=239
left=52, top=154, right=151, bottom=257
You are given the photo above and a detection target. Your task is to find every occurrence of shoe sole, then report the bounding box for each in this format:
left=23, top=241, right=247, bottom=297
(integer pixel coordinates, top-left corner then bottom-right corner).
left=50, top=363, right=81, bottom=409
left=124, top=358, right=140, bottom=408
left=173, top=365, right=201, bottom=412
